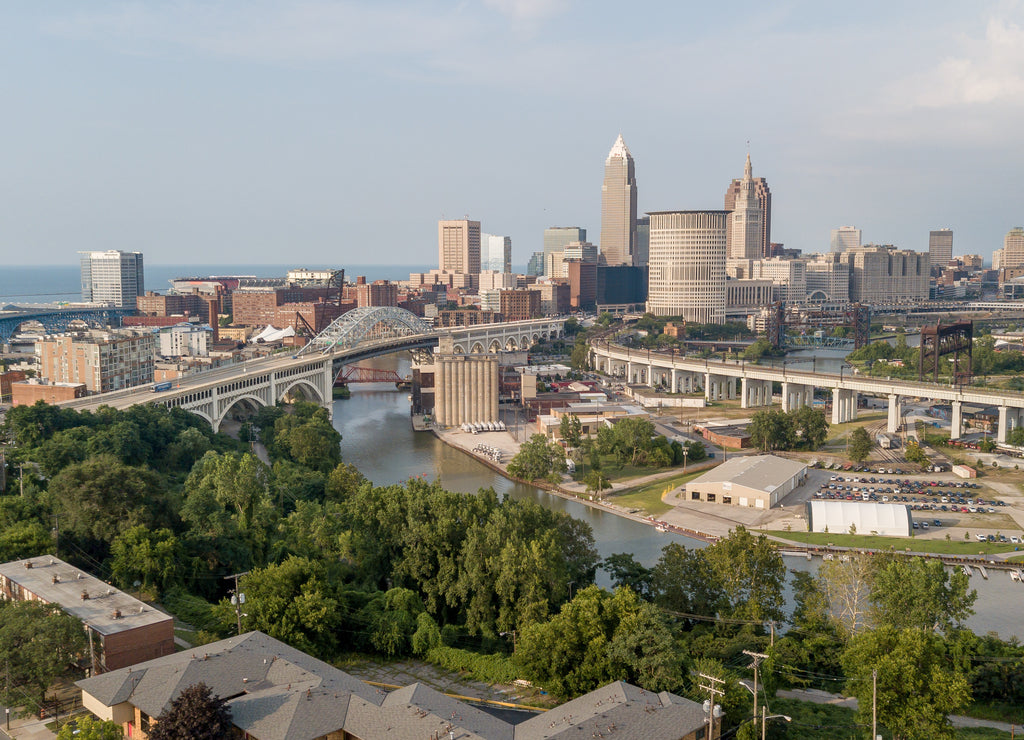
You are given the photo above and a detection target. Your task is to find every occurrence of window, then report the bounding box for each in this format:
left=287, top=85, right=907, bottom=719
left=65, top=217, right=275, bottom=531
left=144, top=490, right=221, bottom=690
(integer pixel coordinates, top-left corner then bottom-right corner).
left=707, top=493, right=716, bottom=503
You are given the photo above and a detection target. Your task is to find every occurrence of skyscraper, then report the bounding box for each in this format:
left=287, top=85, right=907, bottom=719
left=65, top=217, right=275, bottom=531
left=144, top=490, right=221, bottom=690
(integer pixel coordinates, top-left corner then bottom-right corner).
left=481, top=233, right=512, bottom=273
left=830, top=226, right=862, bottom=253
left=543, top=227, right=586, bottom=275
left=438, top=219, right=481, bottom=274
left=79, top=250, right=145, bottom=307
left=999, top=227, right=1024, bottom=269
left=724, top=155, right=771, bottom=258
left=928, top=229, right=954, bottom=267
left=725, top=154, right=763, bottom=260
left=600, top=135, right=637, bottom=266
left=646, top=211, right=728, bottom=323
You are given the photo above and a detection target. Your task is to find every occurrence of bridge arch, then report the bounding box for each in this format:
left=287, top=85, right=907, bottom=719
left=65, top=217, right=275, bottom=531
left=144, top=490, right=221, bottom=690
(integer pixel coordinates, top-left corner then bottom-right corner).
left=470, top=341, right=485, bottom=354
left=279, top=378, right=326, bottom=405
left=217, top=395, right=267, bottom=430
left=505, top=337, right=519, bottom=351
left=489, top=339, right=502, bottom=353
left=298, top=306, right=434, bottom=355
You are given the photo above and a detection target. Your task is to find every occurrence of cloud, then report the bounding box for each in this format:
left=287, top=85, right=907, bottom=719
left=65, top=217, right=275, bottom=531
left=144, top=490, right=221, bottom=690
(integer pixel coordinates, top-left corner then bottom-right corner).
left=481, top=0, right=571, bottom=21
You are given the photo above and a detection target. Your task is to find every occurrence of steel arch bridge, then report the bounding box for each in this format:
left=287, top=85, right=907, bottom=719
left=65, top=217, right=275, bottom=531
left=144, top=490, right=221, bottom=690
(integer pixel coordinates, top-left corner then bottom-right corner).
left=0, top=306, right=136, bottom=343
left=296, top=306, right=435, bottom=356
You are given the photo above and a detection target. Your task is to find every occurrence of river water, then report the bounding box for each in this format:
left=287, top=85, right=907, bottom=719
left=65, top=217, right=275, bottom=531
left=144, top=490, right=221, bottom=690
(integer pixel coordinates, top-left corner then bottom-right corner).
left=332, top=354, right=1024, bottom=640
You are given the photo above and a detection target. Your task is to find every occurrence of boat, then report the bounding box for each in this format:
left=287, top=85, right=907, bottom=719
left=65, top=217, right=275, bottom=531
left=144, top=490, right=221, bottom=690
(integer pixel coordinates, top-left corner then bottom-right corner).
left=655, top=524, right=667, bottom=533
left=1010, top=570, right=1021, bottom=583
left=961, top=564, right=972, bottom=578
left=823, top=553, right=835, bottom=561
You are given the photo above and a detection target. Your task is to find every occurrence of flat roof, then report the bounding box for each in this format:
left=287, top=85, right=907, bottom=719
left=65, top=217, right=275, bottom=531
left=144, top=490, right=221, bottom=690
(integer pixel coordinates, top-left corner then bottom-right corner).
left=0, top=556, right=172, bottom=635
left=688, top=454, right=806, bottom=493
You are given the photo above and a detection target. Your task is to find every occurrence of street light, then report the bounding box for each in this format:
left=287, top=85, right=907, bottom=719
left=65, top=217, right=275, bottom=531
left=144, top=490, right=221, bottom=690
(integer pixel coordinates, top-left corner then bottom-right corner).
left=760, top=707, right=792, bottom=740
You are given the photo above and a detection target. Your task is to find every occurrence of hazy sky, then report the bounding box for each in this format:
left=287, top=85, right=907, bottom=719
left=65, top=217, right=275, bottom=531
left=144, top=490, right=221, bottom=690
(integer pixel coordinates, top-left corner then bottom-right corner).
left=2, top=0, right=1022, bottom=268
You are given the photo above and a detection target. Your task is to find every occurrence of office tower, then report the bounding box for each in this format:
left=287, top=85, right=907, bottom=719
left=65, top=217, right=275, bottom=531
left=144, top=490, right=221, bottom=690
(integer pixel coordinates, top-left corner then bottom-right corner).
left=438, top=219, right=481, bottom=274
left=724, top=155, right=771, bottom=258
left=725, top=154, right=764, bottom=260
left=727, top=257, right=807, bottom=303
left=830, top=226, right=862, bottom=253
left=999, top=227, right=1024, bottom=269
left=543, top=227, right=586, bottom=275
left=929, top=229, right=954, bottom=267
left=634, top=216, right=650, bottom=267
left=481, top=233, right=512, bottom=273
left=646, top=211, right=728, bottom=323
left=839, top=245, right=930, bottom=303
left=599, top=135, right=637, bottom=266
left=526, top=252, right=545, bottom=276
left=546, top=241, right=598, bottom=279
left=805, top=253, right=850, bottom=303
left=79, top=250, right=145, bottom=307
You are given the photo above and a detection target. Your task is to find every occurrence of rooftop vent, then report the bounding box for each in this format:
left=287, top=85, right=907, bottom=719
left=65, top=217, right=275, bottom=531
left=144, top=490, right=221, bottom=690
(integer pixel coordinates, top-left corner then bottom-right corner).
left=51, top=575, right=60, bottom=584
left=24, top=560, right=33, bottom=569
left=112, top=609, right=122, bottom=620
left=81, top=590, right=89, bottom=600
left=76, top=572, right=84, bottom=580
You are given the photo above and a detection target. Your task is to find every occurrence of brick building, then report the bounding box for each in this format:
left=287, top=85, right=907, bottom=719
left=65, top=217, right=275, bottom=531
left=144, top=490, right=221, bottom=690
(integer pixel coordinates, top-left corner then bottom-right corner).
left=437, top=309, right=503, bottom=327
left=11, top=380, right=87, bottom=406
left=0, top=556, right=175, bottom=673
left=499, top=289, right=541, bottom=321
left=37, top=332, right=155, bottom=393
left=354, top=279, right=399, bottom=308
left=0, top=370, right=27, bottom=401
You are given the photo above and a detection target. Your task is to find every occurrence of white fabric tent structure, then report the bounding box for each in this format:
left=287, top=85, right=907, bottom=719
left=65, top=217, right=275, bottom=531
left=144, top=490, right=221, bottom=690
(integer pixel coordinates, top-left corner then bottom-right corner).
left=805, top=500, right=912, bottom=537
left=251, top=325, right=296, bottom=343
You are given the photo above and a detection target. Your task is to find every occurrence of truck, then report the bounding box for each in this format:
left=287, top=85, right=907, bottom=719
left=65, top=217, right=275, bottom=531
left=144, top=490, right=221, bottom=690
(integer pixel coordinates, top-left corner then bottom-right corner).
left=152, top=381, right=173, bottom=393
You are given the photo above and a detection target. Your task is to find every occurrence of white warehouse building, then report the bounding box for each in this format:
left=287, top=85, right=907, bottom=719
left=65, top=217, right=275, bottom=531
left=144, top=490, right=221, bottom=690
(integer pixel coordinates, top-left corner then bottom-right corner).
left=805, top=500, right=912, bottom=537
left=684, top=455, right=807, bottom=509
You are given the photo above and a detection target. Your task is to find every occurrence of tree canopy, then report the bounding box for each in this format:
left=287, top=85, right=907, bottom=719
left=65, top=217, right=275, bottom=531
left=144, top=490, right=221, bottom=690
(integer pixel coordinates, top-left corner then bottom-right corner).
left=149, top=683, right=233, bottom=740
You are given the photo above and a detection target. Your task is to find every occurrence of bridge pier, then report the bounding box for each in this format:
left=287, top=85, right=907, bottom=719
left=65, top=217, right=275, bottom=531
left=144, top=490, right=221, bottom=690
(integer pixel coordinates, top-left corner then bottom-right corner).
left=704, top=374, right=735, bottom=402
left=741, top=378, right=771, bottom=409
left=997, top=406, right=1022, bottom=444
left=831, top=389, right=857, bottom=424
left=887, top=394, right=902, bottom=434
left=782, top=382, right=812, bottom=412
left=951, top=401, right=962, bottom=439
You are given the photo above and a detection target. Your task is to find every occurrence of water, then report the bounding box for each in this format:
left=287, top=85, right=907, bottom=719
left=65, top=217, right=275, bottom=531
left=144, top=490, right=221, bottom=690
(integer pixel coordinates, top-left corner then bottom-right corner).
left=333, top=354, right=1024, bottom=640
left=0, top=263, right=439, bottom=305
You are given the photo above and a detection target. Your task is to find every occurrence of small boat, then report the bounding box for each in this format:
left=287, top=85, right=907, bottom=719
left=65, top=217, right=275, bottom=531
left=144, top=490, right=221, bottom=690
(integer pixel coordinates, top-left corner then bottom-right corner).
left=978, top=565, right=989, bottom=580
left=655, top=524, right=667, bottom=533
left=1012, top=570, right=1022, bottom=583
left=961, top=564, right=972, bottom=578
left=823, top=553, right=835, bottom=561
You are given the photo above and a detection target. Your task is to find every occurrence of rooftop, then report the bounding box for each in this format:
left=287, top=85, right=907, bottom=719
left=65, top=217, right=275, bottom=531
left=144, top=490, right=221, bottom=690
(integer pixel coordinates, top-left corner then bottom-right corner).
left=0, top=556, right=171, bottom=636
left=687, top=454, right=806, bottom=492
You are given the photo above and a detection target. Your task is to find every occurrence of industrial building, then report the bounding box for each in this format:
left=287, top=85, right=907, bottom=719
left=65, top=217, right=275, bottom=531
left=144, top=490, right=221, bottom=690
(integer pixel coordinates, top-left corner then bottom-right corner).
left=805, top=500, right=913, bottom=537
left=685, top=454, right=807, bottom=508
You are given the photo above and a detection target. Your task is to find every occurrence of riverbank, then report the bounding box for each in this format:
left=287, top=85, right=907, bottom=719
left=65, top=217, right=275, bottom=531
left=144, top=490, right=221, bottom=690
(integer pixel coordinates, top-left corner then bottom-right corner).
left=431, top=426, right=720, bottom=542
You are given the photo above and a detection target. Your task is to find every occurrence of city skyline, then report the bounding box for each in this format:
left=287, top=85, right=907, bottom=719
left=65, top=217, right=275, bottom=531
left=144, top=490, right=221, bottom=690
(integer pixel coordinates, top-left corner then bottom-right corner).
left=1, top=2, right=1023, bottom=266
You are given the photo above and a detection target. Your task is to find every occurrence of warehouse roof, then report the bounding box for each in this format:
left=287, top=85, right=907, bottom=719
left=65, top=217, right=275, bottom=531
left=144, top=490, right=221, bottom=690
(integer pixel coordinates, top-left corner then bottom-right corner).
left=687, top=454, right=806, bottom=493
left=805, top=500, right=912, bottom=537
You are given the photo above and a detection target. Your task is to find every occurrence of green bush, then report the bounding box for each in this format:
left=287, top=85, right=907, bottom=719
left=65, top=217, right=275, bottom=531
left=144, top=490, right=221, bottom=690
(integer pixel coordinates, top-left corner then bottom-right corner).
left=424, top=646, right=517, bottom=685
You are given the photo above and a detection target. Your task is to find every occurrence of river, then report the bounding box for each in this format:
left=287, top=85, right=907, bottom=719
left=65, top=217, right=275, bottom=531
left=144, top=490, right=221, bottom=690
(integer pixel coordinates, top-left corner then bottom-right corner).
left=332, top=354, right=1024, bottom=640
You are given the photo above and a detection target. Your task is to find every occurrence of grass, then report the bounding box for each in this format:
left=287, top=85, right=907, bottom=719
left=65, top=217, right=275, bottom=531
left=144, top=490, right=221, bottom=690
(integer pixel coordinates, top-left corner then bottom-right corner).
left=1006, top=552, right=1024, bottom=562
left=965, top=701, right=1024, bottom=726
left=609, top=469, right=708, bottom=516
left=765, top=530, right=1022, bottom=556
left=825, top=413, right=887, bottom=442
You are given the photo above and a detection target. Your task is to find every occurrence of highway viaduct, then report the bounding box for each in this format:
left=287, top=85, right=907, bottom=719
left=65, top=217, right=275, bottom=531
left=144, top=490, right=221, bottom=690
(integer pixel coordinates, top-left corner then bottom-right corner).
left=58, top=313, right=566, bottom=432
left=590, top=340, right=1024, bottom=443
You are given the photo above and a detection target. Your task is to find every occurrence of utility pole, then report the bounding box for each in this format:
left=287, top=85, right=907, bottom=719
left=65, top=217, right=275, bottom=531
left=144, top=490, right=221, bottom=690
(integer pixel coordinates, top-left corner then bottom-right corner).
left=872, top=668, right=878, bottom=740
left=698, top=673, right=725, bottom=740
left=224, top=571, right=250, bottom=635
left=743, top=649, right=768, bottom=737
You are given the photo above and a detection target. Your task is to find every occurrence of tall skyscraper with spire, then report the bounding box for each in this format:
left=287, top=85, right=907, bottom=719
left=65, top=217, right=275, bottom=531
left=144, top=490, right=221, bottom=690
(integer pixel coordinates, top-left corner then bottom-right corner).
left=726, top=154, right=763, bottom=260
left=600, top=134, right=637, bottom=266
left=724, top=153, right=771, bottom=258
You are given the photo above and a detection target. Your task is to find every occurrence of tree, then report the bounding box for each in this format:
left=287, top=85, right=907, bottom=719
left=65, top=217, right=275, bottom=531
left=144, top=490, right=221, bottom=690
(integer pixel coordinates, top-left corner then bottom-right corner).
left=791, top=406, right=829, bottom=449
left=818, top=553, right=875, bottom=638
left=869, top=555, right=976, bottom=633
left=583, top=470, right=611, bottom=496
left=559, top=414, right=583, bottom=451
left=149, top=683, right=233, bottom=740
left=507, top=434, right=566, bottom=481
left=609, top=416, right=657, bottom=466
left=904, top=441, right=928, bottom=465
left=848, top=427, right=873, bottom=463
left=56, top=716, right=123, bottom=739
left=0, top=600, right=86, bottom=710
left=842, top=626, right=970, bottom=740
left=1006, top=427, right=1024, bottom=446
left=748, top=409, right=795, bottom=452
left=602, top=553, right=654, bottom=600
left=110, top=525, right=184, bottom=594
left=702, top=526, right=786, bottom=622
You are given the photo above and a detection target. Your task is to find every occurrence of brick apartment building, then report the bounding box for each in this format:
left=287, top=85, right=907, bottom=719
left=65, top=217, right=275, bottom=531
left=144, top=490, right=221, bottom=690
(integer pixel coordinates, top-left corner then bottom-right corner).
left=354, top=279, right=399, bottom=308
left=37, top=332, right=155, bottom=393
left=0, top=556, right=175, bottom=673
left=499, top=288, right=541, bottom=321
left=0, top=370, right=27, bottom=401
left=231, top=287, right=343, bottom=330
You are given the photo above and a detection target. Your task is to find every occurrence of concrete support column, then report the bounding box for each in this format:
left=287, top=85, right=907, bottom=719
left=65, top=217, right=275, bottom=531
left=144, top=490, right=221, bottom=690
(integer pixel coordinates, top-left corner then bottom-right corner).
left=727, top=377, right=737, bottom=400
left=648, top=364, right=655, bottom=388
left=459, top=360, right=468, bottom=426
left=671, top=370, right=679, bottom=394
left=472, top=360, right=481, bottom=423
left=998, top=406, right=1009, bottom=443
left=742, top=377, right=752, bottom=409
left=704, top=372, right=712, bottom=401
left=831, top=388, right=846, bottom=425
left=951, top=401, right=963, bottom=439
left=887, top=394, right=902, bottom=434
left=804, top=385, right=814, bottom=408
left=490, top=360, right=498, bottom=421
left=781, top=382, right=793, bottom=412
left=849, top=392, right=858, bottom=421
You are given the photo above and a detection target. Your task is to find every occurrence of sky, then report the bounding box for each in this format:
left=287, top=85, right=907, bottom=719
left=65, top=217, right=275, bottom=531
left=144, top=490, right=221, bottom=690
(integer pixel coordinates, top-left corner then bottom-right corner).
left=1, top=0, right=1023, bottom=268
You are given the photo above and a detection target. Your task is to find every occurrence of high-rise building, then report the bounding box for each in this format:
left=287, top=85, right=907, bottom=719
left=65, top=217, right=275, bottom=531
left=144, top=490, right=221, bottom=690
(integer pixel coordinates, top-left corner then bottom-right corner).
left=830, top=227, right=862, bottom=253
left=526, top=251, right=545, bottom=276
left=727, top=257, right=807, bottom=303
left=438, top=219, right=481, bottom=274
left=37, top=331, right=155, bottom=392
left=543, top=227, right=586, bottom=275
left=599, top=135, right=637, bottom=266
left=634, top=216, right=650, bottom=267
left=646, top=211, right=728, bottom=323
left=839, top=246, right=930, bottom=303
left=724, top=155, right=771, bottom=258
left=929, top=229, right=954, bottom=268
left=79, top=250, right=145, bottom=307
left=805, top=253, right=850, bottom=303
left=481, top=233, right=512, bottom=273
left=999, top=227, right=1024, bottom=269
left=546, top=241, right=598, bottom=279
left=725, top=154, right=764, bottom=260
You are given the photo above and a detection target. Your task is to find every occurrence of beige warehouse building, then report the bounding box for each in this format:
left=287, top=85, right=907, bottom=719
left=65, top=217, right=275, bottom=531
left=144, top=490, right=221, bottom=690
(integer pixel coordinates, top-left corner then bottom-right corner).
left=685, top=454, right=807, bottom=508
